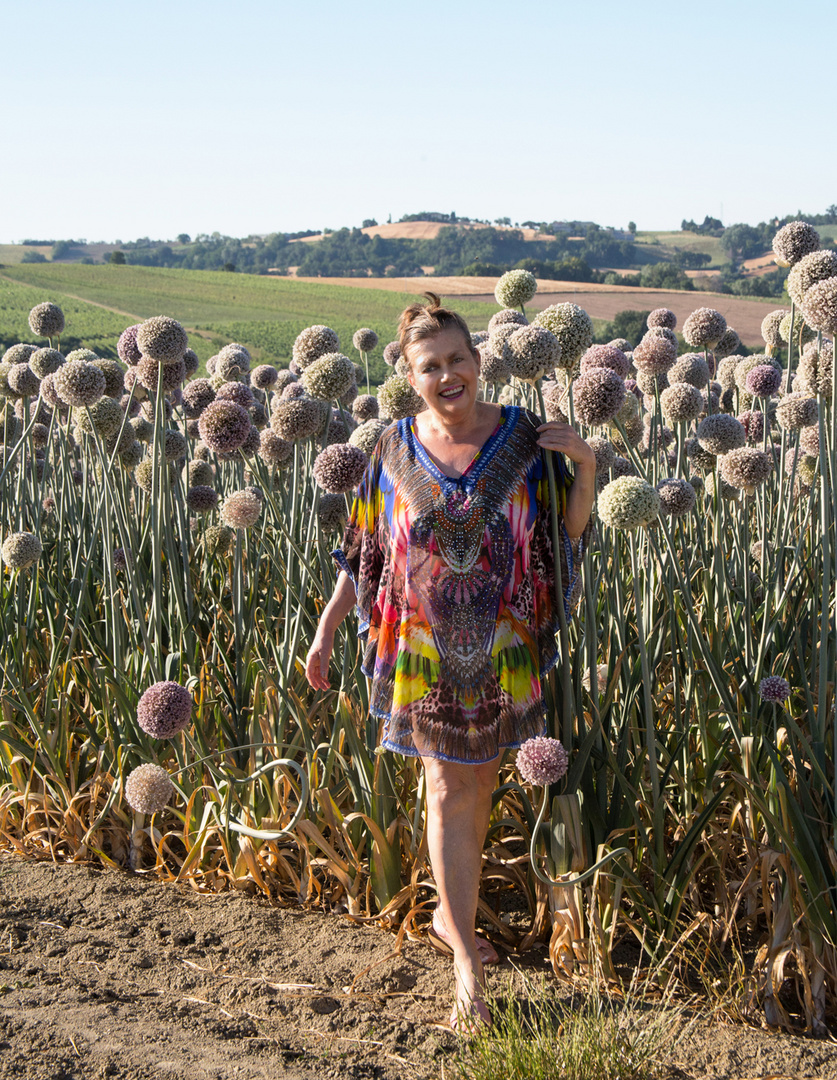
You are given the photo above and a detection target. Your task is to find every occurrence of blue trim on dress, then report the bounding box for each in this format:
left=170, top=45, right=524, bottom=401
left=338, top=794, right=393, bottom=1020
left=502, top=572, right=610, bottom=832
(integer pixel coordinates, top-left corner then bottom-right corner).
left=399, top=406, right=517, bottom=496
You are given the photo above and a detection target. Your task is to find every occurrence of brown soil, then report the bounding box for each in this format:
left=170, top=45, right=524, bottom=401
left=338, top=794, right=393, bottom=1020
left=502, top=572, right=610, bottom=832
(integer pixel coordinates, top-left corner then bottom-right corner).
left=2, top=855, right=836, bottom=1080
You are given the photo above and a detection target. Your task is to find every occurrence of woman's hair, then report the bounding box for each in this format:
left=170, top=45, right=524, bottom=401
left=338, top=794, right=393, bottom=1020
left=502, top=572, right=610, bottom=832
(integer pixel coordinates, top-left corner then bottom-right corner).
left=398, top=293, right=474, bottom=367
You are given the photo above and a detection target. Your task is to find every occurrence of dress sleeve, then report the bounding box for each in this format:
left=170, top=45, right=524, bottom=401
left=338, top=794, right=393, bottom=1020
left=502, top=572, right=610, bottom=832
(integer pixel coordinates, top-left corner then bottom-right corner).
left=332, top=443, right=385, bottom=637
left=533, top=449, right=593, bottom=625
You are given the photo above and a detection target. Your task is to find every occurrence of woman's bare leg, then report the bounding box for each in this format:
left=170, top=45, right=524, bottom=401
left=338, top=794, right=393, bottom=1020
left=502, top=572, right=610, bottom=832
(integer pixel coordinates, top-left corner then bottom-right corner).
left=421, top=754, right=501, bottom=1024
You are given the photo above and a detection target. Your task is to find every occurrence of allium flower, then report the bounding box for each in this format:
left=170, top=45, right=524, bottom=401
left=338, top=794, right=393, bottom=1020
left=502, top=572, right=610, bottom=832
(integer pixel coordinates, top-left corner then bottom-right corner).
left=136, top=355, right=185, bottom=393
left=54, top=359, right=106, bottom=406
left=516, top=736, right=568, bottom=785
left=75, top=397, right=123, bottom=439
left=281, top=382, right=307, bottom=401
left=533, top=303, right=593, bottom=370
left=293, top=325, right=340, bottom=370
left=378, top=373, right=425, bottom=421
left=137, top=681, right=192, bottom=739
left=65, top=348, right=99, bottom=364
left=696, top=413, right=746, bottom=455
left=580, top=344, right=630, bottom=379
left=478, top=341, right=513, bottom=386
left=488, top=322, right=520, bottom=363
left=610, top=455, right=637, bottom=479
left=183, top=348, right=199, bottom=378
left=198, top=400, right=252, bottom=454
left=488, top=309, right=528, bottom=332
left=203, top=524, right=233, bottom=557
left=317, top=492, right=349, bottom=534
left=313, top=443, right=369, bottom=493
left=506, top=325, right=561, bottom=383
left=322, top=409, right=353, bottom=446
left=117, top=325, right=143, bottom=365
left=598, top=475, right=661, bottom=530
left=682, top=308, right=727, bottom=349
left=656, top=477, right=696, bottom=517
left=301, top=352, right=355, bottom=401
left=124, top=764, right=175, bottom=815
left=353, top=328, right=379, bottom=352
left=609, top=411, right=643, bottom=452
left=349, top=417, right=387, bottom=455
left=660, top=383, right=703, bottom=424
left=235, top=424, right=261, bottom=457
left=274, top=369, right=298, bottom=393
left=738, top=410, right=765, bottom=443
left=802, top=277, right=837, bottom=335
left=800, top=425, right=820, bottom=456
left=573, top=367, right=626, bottom=426
left=352, top=394, right=379, bottom=422
left=787, top=250, right=837, bottom=307
left=113, top=547, right=129, bottom=572
left=135, top=460, right=176, bottom=493
left=258, top=429, right=294, bottom=466
left=30, top=422, right=49, bottom=449
left=186, top=485, right=218, bottom=513
left=759, top=675, right=791, bottom=703
left=633, top=331, right=677, bottom=376
left=182, top=378, right=216, bottom=418
left=779, top=311, right=814, bottom=347
left=773, top=221, right=819, bottom=267
left=28, top=347, right=64, bottom=379
left=136, top=316, right=188, bottom=364
left=251, top=364, right=279, bottom=391
left=776, top=392, right=818, bottom=431
left=186, top=460, right=214, bottom=486
left=714, top=328, right=740, bottom=359
left=163, top=429, right=188, bottom=462
left=221, top=489, right=262, bottom=529
left=216, top=346, right=251, bottom=381
left=634, top=367, right=669, bottom=395
left=647, top=308, right=676, bottom=330
left=7, top=364, right=40, bottom=398
left=130, top=416, right=153, bottom=443
left=382, top=340, right=401, bottom=367
left=586, top=435, right=616, bottom=475
left=28, top=302, right=65, bottom=339
left=668, top=353, right=710, bottom=389
left=271, top=396, right=327, bottom=441
left=471, top=331, right=489, bottom=345
left=122, top=368, right=148, bottom=401
left=542, top=380, right=568, bottom=424
left=215, top=381, right=255, bottom=409
left=608, top=337, right=633, bottom=353
left=88, top=358, right=123, bottom=399
left=706, top=473, right=741, bottom=501
left=495, top=269, right=538, bottom=309
left=3, top=344, right=37, bottom=366
left=797, top=340, right=833, bottom=397
left=118, top=441, right=143, bottom=470
left=719, top=447, right=772, bottom=493
left=1, top=531, right=42, bottom=570
left=716, top=356, right=742, bottom=391
left=745, top=364, right=782, bottom=398
left=761, top=309, right=788, bottom=352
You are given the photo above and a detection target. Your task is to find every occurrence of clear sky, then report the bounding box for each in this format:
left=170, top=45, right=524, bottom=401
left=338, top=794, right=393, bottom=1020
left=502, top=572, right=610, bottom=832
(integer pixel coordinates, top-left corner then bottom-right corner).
left=2, top=0, right=835, bottom=243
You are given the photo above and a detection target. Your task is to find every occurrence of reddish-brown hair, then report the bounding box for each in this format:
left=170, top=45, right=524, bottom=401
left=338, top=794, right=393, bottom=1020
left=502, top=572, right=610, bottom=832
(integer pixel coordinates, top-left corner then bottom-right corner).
left=398, top=292, right=475, bottom=367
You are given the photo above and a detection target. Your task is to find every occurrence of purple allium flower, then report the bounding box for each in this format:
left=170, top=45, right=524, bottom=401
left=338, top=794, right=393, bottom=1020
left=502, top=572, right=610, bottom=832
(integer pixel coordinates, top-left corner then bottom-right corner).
left=90, top=358, right=125, bottom=399
left=745, top=364, right=782, bottom=398
left=182, top=377, right=216, bottom=418
left=586, top=435, right=616, bottom=476
left=271, top=395, right=327, bottom=441
left=776, top=392, right=818, bottom=432
left=714, top=328, right=740, bottom=359
left=353, top=327, right=379, bottom=353
left=696, top=413, right=746, bottom=456
left=682, top=308, right=727, bottom=349
left=7, top=364, right=40, bottom=398
left=573, top=367, right=626, bottom=426
left=185, top=485, right=219, bottom=513
left=633, top=331, right=677, bottom=376
left=215, top=381, right=255, bottom=409
left=787, top=250, right=837, bottom=307
left=580, top=344, right=630, bottom=379
left=136, top=681, right=193, bottom=739
left=488, top=309, right=528, bottom=333
left=352, top=394, right=379, bottom=422
left=136, top=355, right=185, bottom=393
left=282, top=381, right=308, bottom=401
left=516, top=736, right=569, bottom=786
left=668, top=353, right=711, bottom=389
left=118, top=325, right=143, bottom=365
left=382, top=340, right=402, bottom=367
left=113, top=547, right=129, bottom=571
left=293, top=325, right=340, bottom=370
left=660, top=383, right=703, bottom=424
left=163, top=429, right=188, bottom=462
left=251, top=364, right=279, bottom=391
left=313, top=443, right=369, bottom=494
left=759, top=675, right=791, bottom=704
left=221, top=489, right=262, bottom=529
left=317, top=492, right=349, bottom=534
left=647, top=308, right=676, bottom=330
left=773, top=222, right=820, bottom=268
left=29, top=347, right=64, bottom=379
left=124, top=763, right=175, bottom=815
left=478, top=340, right=513, bottom=386
left=183, top=348, right=200, bottom=378
left=719, top=447, right=772, bottom=492
left=136, top=316, right=188, bottom=364
left=257, top=429, right=293, bottom=466
left=738, top=410, right=765, bottom=443
left=198, top=400, right=252, bottom=454
left=656, top=477, right=696, bottom=517
left=28, top=302, right=65, bottom=339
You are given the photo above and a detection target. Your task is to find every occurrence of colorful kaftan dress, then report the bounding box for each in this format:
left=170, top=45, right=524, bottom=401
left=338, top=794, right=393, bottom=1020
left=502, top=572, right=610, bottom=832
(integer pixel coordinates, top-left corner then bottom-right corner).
left=333, top=405, right=589, bottom=764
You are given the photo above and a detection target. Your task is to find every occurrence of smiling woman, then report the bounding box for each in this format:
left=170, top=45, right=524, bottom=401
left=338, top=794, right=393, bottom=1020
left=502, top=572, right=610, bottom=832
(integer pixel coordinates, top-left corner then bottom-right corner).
left=305, top=292, right=596, bottom=1031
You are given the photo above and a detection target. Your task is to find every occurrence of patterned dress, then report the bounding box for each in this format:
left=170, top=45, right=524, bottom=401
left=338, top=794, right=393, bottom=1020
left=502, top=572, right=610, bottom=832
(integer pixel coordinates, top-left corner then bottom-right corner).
left=333, top=405, right=589, bottom=764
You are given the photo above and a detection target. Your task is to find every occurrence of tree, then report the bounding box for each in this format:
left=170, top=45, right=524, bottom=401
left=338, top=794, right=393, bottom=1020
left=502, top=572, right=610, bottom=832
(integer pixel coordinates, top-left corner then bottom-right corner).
left=21, top=251, right=47, bottom=263
left=223, top=262, right=236, bottom=272
left=721, top=223, right=765, bottom=262
left=109, top=250, right=126, bottom=264
left=603, top=310, right=652, bottom=348
left=628, top=221, right=637, bottom=234
left=362, top=219, right=377, bottom=228
left=177, top=233, right=191, bottom=244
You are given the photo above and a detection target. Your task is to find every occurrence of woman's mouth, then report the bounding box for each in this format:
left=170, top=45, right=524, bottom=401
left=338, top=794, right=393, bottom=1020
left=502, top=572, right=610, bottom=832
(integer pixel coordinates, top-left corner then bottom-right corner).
left=439, top=386, right=464, bottom=399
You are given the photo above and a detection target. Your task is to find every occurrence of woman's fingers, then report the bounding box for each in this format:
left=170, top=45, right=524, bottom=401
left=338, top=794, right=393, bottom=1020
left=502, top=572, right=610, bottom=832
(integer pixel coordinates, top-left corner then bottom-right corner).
left=305, top=639, right=332, bottom=690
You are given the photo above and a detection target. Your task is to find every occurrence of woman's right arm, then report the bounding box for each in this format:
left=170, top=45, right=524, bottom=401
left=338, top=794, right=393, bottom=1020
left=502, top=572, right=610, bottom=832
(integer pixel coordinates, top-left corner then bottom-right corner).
left=304, top=570, right=358, bottom=690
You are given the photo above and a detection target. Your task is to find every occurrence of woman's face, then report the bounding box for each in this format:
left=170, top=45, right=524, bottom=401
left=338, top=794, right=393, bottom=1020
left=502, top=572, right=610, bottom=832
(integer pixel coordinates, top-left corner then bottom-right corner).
left=406, top=327, right=481, bottom=424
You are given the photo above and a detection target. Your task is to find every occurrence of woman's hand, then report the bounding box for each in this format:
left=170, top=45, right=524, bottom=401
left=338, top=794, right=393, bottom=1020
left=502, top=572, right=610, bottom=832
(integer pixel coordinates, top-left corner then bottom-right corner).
left=305, top=623, right=337, bottom=691
left=536, top=421, right=597, bottom=473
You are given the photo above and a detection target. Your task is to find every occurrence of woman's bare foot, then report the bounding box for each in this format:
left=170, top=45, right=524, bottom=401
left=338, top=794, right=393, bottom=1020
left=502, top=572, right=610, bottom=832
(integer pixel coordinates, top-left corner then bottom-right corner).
left=431, top=907, right=500, bottom=965
left=450, top=956, right=491, bottom=1033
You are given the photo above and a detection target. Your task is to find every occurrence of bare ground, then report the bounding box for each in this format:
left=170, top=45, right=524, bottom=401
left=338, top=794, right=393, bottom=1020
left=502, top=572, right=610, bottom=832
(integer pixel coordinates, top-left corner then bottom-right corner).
left=1, top=854, right=835, bottom=1080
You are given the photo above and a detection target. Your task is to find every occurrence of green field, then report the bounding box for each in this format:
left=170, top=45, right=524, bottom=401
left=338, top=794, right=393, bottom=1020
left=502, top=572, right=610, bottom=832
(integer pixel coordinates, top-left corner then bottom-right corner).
left=634, top=231, right=730, bottom=268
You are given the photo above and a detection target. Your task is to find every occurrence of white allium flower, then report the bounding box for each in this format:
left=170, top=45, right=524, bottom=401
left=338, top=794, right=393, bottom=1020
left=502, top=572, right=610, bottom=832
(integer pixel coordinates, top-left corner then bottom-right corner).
left=494, top=269, right=538, bottom=309
left=787, top=250, right=837, bottom=307
left=597, top=476, right=661, bottom=530
left=533, top=303, right=593, bottom=371
left=682, top=308, right=726, bottom=349
left=772, top=221, right=820, bottom=267
left=301, top=352, right=356, bottom=401
left=1, top=531, right=42, bottom=570
left=124, top=764, right=175, bottom=814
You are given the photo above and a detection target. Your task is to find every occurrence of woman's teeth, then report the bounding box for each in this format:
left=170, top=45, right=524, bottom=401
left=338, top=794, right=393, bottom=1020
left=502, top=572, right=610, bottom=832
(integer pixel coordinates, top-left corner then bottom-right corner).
left=440, top=387, right=463, bottom=398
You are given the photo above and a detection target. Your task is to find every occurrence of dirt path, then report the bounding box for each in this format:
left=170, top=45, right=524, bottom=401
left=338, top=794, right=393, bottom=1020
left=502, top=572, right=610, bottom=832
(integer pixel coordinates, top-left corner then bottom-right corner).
left=2, top=855, right=836, bottom=1080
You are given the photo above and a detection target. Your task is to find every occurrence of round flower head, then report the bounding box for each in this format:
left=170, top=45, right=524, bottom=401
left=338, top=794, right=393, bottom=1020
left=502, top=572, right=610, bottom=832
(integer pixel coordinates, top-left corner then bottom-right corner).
left=634, top=367, right=669, bottom=396
left=378, top=373, right=425, bottom=421
left=28, top=302, right=65, bottom=339
left=802, top=276, right=837, bottom=335
left=776, top=392, right=818, bottom=431
left=716, top=356, right=742, bottom=391
left=182, top=348, right=199, bottom=378
left=30, top=422, right=49, bottom=449
left=738, top=410, right=766, bottom=443
left=735, top=355, right=781, bottom=395
left=656, top=477, right=696, bottom=517
left=478, top=340, right=513, bottom=386
left=317, top=492, right=349, bottom=534
left=745, top=364, right=782, bottom=398
left=75, top=397, right=124, bottom=440
left=90, top=358, right=125, bottom=399
left=797, top=340, right=833, bottom=397
left=122, top=393, right=141, bottom=417
left=28, top=347, right=64, bottom=380
left=761, top=309, right=788, bottom=352
left=533, top=303, right=593, bottom=370
left=258, top=429, right=294, bottom=467
left=660, top=382, right=703, bottom=424
left=610, top=455, right=637, bottom=479
left=136, top=355, right=185, bottom=393
left=322, top=410, right=352, bottom=446
left=130, top=415, right=153, bottom=443
left=124, top=764, right=175, bottom=815
left=301, top=352, right=355, bottom=401
left=271, top=370, right=297, bottom=394
left=293, top=325, right=340, bottom=370
left=204, top=523, right=234, bottom=557
left=633, top=330, right=677, bottom=376
left=488, top=322, right=520, bottom=362
left=134, top=460, right=177, bottom=494
left=471, top=331, right=489, bottom=346
left=198, top=400, right=252, bottom=454
left=187, top=460, right=214, bottom=487
left=759, top=675, right=791, bottom=704
left=65, top=349, right=100, bottom=365
left=719, top=447, right=772, bottom=493
left=229, top=424, right=261, bottom=459
left=216, top=347, right=250, bottom=382
left=773, top=221, right=819, bottom=268
left=682, top=308, right=726, bottom=349
left=182, top=378, right=216, bottom=418
left=122, top=368, right=148, bottom=401
left=494, top=268, right=538, bottom=309
left=800, top=425, right=820, bottom=456
left=118, top=440, right=143, bottom=470
left=696, top=413, right=746, bottom=455
left=163, top=429, right=188, bottom=462
left=251, top=364, right=279, bottom=391
left=271, top=395, right=326, bottom=441
left=787, top=249, right=837, bottom=307
left=3, top=345, right=37, bottom=371
left=349, top=417, right=388, bottom=455
left=186, top=485, right=218, bottom=514
left=352, top=394, right=379, bottom=422
left=35, top=371, right=58, bottom=408
left=352, top=327, right=379, bottom=353
left=598, top=475, right=661, bottom=530
left=516, top=736, right=568, bottom=786
left=1, top=531, right=42, bottom=570
left=215, top=381, right=254, bottom=409
left=780, top=311, right=814, bottom=347
left=137, top=681, right=193, bottom=739
left=488, top=309, right=528, bottom=333
left=542, top=380, right=568, bottom=424
left=706, top=473, right=741, bottom=501
left=586, top=435, right=616, bottom=476
left=714, top=328, right=740, bottom=359
left=117, top=325, right=143, bottom=365
left=136, top=316, right=187, bottom=365
left=313, top=443, right=368, bottom=494
left=668, top=353, right=710, bottom=389
left=221, top=489, right=262, bottom=529
left=609, top=411, right=643, bottom=453
left=7, top=364, right=40, bottom=398
left=580, top=344, right=630, bottom=379
left=647, top=308, right=676, bottom=330
left=506, top=325, right=561, bottom=383
left=54, top=359, right=106, bottom=406
left=573, top=367, right=626, bottom=426
left=113, top=547, right=129, bottom=572
left=382, top=340, right=401, bottom=367
left=608, top=337, right=633, bottom=353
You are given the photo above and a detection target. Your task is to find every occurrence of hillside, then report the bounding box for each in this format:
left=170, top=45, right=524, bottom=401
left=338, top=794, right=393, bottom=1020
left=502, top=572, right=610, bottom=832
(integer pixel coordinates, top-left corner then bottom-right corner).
left=291, top=221, right=554, bottom=244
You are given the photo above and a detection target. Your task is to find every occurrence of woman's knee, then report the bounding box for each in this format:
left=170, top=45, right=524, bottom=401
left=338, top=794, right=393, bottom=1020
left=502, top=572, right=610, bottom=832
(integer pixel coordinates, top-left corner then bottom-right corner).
left=423, top=757, right=500, bottom=812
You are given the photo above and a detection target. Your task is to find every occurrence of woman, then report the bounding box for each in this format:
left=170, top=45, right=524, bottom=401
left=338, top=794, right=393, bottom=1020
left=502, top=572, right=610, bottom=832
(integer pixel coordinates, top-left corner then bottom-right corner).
left=306, top=294, right=595, bottom=1029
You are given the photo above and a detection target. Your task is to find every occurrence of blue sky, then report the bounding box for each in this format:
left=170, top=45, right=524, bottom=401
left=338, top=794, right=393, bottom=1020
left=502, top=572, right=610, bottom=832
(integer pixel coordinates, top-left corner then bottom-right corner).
left=2, top=0, right=835, bottom=242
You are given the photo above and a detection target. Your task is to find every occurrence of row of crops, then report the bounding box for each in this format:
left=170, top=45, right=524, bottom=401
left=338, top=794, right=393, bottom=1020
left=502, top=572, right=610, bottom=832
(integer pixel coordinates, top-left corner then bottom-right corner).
left=0, top=221, right=835, bottom=1032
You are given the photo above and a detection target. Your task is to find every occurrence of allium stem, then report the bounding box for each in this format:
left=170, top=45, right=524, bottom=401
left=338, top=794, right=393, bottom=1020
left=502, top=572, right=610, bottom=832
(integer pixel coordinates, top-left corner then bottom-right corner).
left=527, top=785, right=629, bottom=888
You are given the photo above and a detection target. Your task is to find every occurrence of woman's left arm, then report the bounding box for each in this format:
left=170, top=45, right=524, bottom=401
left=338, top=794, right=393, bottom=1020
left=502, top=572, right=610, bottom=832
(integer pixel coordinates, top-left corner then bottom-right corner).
left=536, top=422, right=597, bottom=540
